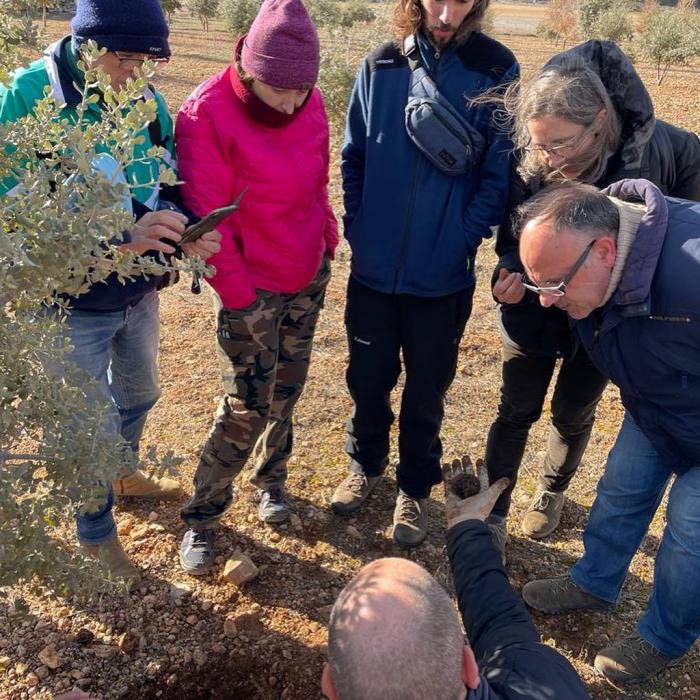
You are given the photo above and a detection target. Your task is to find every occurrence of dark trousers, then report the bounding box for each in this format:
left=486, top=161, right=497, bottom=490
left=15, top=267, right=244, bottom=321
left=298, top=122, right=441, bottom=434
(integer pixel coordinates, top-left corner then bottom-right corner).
left=486, top=340, right=609, bottom=518
left=344, top=276, right=473, bottom=499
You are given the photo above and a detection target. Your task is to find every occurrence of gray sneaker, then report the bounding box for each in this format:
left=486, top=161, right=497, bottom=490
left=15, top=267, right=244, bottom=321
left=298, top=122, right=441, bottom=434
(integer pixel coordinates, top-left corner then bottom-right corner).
left=331, top=473, right=382, bottom=514
left=392, top=490, right=428, bottom=548
left=258, top=486, right=290, bottom=523
left=521, top=490, right=565, bottom=539
left=594, top=634, right=682, bottom=684
left=486, top=514, right=508, bottom=565
left=522, top=576, right=613, bottom=614
left=179, top=528, right=215, bottom=576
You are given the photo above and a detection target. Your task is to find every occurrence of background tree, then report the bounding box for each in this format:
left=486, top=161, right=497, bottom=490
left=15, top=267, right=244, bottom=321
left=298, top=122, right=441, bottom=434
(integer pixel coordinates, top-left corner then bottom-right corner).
left=540, top=0, right=579, bottom=47
left=579, top=0, right=633, bottom=43
left=220, top=0, right=259, bottom=37
left=0, top=22, right=206, bottom=593
left=187, top=0, right=220, bottom=31
left=638, top=0, right=700, bottom=83
left=161, top=0, right=184, bottom=25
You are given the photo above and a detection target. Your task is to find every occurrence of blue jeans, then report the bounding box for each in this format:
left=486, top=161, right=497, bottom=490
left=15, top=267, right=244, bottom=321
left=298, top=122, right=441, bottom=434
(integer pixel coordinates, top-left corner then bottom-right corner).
left=52, top=292, right=161, bottom=544
left=571, top=413, right=700, bottom=657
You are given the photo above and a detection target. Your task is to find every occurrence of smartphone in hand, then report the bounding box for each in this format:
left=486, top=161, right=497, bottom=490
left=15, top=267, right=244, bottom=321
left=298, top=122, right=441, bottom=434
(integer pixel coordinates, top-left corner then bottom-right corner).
left=179, top=187, right=247, bottom=246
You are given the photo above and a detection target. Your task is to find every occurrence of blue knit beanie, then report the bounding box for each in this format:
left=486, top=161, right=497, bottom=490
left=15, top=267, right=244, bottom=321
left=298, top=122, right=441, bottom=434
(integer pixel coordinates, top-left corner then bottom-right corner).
left=71, top=0, right=171, bottom=58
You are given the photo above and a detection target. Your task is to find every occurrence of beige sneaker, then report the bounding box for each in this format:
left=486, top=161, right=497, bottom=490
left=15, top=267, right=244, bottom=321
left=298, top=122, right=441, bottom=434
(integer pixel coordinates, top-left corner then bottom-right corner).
left=594, top=634, right=683, bottom=684
left=392, top=491, right=428, bottom=548
left=80, top=534, right=141, bottom=589
left=331, top=473, right=382, bottom=514
left=113, top=469, right=183, bottom=499
left=521, top=490, right=565, bottom=539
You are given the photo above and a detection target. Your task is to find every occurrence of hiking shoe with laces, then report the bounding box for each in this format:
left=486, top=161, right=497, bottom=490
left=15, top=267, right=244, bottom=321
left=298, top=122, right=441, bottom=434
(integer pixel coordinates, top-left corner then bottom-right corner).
left=486, top=514, right=508, bottom=565
left=179, top=528, right=215, bottom=575
left=331, top=473, right=382, bottom=514
left=113, top=469, right=183, bottom=500
left=80, top=534, right=141, bottom=590
left=522, top=575, right=613, bottom=614
left=258, top=486, right=290, bottom=523
left=392, top=490, right=428, bottom=548
left=521, top=490, right=565, bottom=539
left=594, top=634, right=683, bottom=684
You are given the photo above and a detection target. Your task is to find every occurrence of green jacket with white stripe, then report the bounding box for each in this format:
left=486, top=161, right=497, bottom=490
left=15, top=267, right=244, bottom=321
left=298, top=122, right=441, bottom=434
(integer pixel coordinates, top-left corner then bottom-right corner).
left=0, top=35, right=185, bottom=311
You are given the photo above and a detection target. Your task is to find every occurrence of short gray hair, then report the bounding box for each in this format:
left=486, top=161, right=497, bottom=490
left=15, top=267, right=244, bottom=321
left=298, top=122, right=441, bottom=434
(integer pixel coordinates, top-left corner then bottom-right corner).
left=516, top=181, right=619, bottom=240
left=328, top=562, right=465, bottom=700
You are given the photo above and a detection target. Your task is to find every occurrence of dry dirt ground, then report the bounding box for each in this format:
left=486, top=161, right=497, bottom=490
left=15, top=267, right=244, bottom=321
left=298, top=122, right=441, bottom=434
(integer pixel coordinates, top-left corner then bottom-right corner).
left=2, top=4, right=700, bottom=700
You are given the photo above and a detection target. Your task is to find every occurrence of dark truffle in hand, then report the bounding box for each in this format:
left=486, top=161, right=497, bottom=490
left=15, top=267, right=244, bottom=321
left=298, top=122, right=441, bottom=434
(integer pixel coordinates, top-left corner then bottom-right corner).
left=448, top=473, right=481, bottom=499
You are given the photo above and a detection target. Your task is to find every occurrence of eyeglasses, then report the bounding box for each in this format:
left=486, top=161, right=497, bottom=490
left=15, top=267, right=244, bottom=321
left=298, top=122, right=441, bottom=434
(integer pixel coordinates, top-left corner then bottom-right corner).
left=112, top=51, right=170, bottom=70
left=524, top=124, right=597, bottom=157
left=521, top=239, right=597, bottom=297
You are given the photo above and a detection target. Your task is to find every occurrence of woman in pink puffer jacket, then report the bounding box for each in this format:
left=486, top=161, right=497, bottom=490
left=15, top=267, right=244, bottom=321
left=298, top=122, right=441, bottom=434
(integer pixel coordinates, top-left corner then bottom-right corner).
left=176, top=0, right=338, bottom=575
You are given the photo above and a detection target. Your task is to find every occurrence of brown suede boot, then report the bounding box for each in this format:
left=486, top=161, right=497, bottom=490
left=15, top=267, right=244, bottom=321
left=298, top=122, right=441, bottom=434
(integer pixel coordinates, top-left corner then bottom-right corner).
left=80, top=534, right=141, bottom=589
left=112, top=469, right=183, bottom=499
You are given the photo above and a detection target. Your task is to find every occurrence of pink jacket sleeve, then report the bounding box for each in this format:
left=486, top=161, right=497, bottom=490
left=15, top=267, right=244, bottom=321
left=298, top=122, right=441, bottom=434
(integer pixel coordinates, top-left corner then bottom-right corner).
left=175, top=101, right=257, bottom=309
left=317, top=94, right=339, bottom=259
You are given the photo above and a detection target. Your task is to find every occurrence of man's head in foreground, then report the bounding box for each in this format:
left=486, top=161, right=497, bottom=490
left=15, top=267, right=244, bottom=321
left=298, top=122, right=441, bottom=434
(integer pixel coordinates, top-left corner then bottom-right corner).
left=518, top=182, right=620, bottom=319
left=322, top=557, right=478, bottom=700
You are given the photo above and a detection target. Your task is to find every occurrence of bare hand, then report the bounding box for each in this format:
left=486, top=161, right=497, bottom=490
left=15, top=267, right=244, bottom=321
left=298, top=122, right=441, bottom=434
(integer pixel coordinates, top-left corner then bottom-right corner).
left=121, top=210, right=188, bottom=255
left=493, top=268, right=526, bottom=304
left=443, top=455, right=509, bottom=530
left=181, top=228, right=221, bottom=260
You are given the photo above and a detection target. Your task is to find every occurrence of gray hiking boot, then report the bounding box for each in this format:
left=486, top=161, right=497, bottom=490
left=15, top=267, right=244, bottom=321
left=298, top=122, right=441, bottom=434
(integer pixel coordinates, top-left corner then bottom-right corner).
left=258, top=486, right=290, bottom=523
left=331, top=473, right=382, bottom=514
left=522, top=575, right=613, bottom=614
left=521, top=490, right=565, bottom=539
left=486, top=514, right=508, bottom=565
left=392, top=490, right=428, bottom=548
left=594, top=634, right=682, bottom=684
left=179, top=528, right=215, bottom=575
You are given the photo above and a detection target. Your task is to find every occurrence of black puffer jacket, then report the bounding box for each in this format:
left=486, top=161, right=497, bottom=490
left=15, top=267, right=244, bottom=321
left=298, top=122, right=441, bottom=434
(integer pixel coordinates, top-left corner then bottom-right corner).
left=495, top=40, right=700, bottom=359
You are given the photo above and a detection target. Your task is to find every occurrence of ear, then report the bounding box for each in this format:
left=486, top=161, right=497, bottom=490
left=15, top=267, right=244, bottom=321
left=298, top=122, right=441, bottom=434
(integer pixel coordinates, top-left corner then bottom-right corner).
left=594, top=236, right=617, bottom=269
left=321, top=662, right=339, bottom=700
left=595, top=108, right=608, bottom=130
left=461, top=645, right=480, bottom=691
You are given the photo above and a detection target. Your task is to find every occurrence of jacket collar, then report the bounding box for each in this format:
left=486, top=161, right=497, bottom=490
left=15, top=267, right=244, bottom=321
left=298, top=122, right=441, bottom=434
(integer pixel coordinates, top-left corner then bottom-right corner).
left=228, top=35, right=309, bottom=128
left=602, top=178, right=669, bottom=308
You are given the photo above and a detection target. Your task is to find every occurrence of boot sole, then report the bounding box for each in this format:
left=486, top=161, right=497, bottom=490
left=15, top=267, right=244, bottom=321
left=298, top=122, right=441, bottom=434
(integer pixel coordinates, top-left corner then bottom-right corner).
left=258, top=510, right=291, bottom=524
left=330, top=500, right=366, bottom=515
left=179, top=553, right=213, bottom=576
left=525, top=599, right=613, bottom=614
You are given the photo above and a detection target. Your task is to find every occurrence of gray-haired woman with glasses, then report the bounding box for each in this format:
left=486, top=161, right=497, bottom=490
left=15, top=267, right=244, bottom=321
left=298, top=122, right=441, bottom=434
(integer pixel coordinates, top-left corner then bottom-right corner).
left=484, top=40, right=700, bottom=557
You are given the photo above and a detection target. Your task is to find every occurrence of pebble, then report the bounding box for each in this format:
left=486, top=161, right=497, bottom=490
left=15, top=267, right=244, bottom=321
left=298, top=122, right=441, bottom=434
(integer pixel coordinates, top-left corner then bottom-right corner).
left=130, top=524, right=150, bottom=540
left=37, top=645, right=62, bottom=670
left=201, top=600, right=213, bottom=612
left=223, top=618, right=238, bottom=638
left=34, top=666, right=49, bottom=680
left=117, top=631, right=138, bottom=654
left=89, top=644, right=115, bottom=659
left=345, top=525, right=362, bottom=539
left=169, top=582, right=191, bottom=602
left=148, top=511, right=159, bottom=522
left=25, top=672, right=39, bottom=687
left=193, top=649, right=207, bottom=667
left=223, top=553, right=259, bottom=586
left=186, top=615, right=199, bottom=625
left=289, top=513, right=303, bottom=531
left=269, top=532, right=282, bottom=543
left=74, top=629, right=95, bottom=646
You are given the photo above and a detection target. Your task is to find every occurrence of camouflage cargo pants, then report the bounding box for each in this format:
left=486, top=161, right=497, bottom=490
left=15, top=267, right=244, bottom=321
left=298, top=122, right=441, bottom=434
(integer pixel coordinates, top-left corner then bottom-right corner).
left=181, top=255, right=331, bottom=526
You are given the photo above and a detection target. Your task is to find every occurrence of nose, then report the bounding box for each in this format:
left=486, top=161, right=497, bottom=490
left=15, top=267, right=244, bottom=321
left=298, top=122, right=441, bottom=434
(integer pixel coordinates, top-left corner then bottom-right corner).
left=545, top=150, right=566, bottom=169
left=439, top=2, right=455, bottom=25
left=280, top=100, right=295, bottom=115
left=539, top=293, right=557, bottom=308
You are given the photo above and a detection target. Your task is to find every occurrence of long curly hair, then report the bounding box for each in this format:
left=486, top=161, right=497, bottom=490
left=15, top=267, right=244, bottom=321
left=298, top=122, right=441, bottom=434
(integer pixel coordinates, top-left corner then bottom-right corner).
left=393, top=0, right=491, bottom=46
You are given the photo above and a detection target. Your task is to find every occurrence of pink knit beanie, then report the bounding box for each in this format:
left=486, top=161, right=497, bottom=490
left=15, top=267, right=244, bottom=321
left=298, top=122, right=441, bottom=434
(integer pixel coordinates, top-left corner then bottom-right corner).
left=240, top=0, right=320, bottom=90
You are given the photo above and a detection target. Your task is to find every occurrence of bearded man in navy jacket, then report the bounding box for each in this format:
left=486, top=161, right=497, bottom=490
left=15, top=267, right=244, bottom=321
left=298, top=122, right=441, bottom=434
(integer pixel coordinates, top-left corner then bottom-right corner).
left=331, top=0, right=519, bottom=548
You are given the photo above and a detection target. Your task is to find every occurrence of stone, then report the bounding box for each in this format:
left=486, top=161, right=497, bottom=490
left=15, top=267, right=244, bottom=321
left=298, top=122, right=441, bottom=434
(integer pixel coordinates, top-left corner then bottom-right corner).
left=89, top=645, right=114, bottom=659
left=186, top=615, right=198, bottom=625
left=201, top=600, right=213, bottom=612
left=289, top=513, right=303, bottom=531
left=35, top=666, right=49, bottom=680
left=222, top=553, right=259, bottom=586
left=169, top=582, right=191, bottom=602
left=37, top=646, right=62, bottom=670
left=193, top=648, right=207, bottom=667
left=234, top=612, right=263, bottom=636
left=130, top=524, right=150, bottom=540
left=74, top=629, right=95, bottom=647
left=117, top=518, right=134, bottom=536
left=149, top=523, right=165, bottom=533
left=117, top=631, right=138, bottom=654
left=223, top=618, right=238, bottom=638
left=0, top=655, right=10, bottom=671
left=148, top=511, right=159, bottom=522
left=25, top=672, right=39, bottom=686
left=269, top=532, right=282, bottom=543
left=345, top=525, right=362, bottom=539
